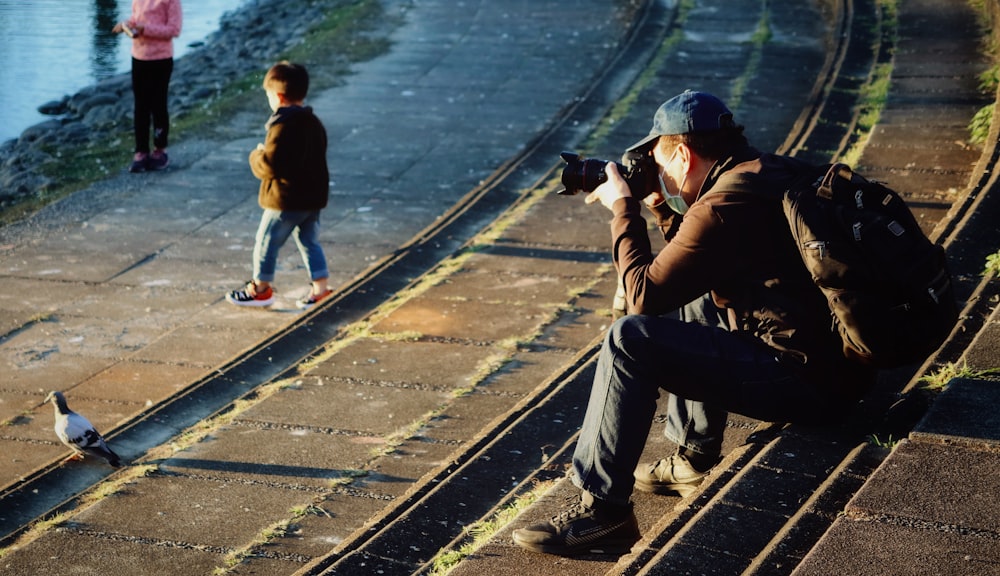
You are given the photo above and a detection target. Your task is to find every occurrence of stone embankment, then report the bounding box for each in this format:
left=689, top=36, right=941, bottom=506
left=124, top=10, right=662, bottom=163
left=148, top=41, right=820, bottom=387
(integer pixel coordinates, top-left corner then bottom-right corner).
left=0, top=0, right=346, bottom=206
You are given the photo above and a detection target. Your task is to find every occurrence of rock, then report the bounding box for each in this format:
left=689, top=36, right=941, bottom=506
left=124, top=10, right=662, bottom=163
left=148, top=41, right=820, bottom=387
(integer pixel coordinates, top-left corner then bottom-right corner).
left=0, top=170, right=52, bottom=203
left=60, top=122, right=94, bottom=144
left=74, top=93, right=121, bottom=117
left=38, top=97, right=69, bottom=116
left=18, top=120, right=63, bottom=144
left=190, top=87, right=216, bottom=100
left=4, top=146, right=50, bottom=170
left=83, top=103, right=127, bottom=128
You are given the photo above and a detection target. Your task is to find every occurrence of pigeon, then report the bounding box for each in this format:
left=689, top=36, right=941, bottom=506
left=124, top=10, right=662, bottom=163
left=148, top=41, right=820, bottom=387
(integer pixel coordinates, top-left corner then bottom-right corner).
left=45, top=391, right=122, bottom=467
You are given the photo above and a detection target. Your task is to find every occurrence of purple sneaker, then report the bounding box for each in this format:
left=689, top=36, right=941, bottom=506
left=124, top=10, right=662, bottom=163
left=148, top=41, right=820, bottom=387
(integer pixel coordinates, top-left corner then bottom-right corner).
left=147, top=149, right=169, bottom=170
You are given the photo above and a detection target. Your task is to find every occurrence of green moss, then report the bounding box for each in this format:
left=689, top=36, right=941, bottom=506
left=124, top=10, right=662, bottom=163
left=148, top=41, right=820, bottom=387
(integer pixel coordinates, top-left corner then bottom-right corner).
left=729, top=8, right=772, bottom=111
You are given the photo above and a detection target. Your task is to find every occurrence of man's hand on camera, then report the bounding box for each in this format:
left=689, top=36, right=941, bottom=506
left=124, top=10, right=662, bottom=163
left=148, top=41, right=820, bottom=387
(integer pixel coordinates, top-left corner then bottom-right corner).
left=585, top=162, right=632, bottom=210
left=643, top=190, right=665, bottom=208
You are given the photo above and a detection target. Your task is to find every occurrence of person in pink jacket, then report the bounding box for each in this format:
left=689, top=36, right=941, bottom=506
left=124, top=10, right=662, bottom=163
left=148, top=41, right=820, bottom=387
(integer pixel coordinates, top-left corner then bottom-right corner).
left=113, top=0, right=182, bottom=173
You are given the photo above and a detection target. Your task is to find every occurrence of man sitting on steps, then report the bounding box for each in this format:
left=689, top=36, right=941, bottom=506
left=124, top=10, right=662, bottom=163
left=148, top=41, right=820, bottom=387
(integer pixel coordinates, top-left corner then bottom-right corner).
left=513, top=91, right=875, bottom=556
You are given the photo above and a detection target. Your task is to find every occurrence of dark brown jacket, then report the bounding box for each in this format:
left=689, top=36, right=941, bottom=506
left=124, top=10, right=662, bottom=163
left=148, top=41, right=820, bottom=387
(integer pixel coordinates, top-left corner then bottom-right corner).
left=249, top=105, right=329, bottom=211
left=612, top=147, right=864, bottom=381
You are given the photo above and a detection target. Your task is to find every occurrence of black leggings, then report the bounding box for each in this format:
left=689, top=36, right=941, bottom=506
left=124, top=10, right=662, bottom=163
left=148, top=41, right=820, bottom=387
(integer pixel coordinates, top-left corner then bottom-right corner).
left=131, top=57, right=173, bottom=153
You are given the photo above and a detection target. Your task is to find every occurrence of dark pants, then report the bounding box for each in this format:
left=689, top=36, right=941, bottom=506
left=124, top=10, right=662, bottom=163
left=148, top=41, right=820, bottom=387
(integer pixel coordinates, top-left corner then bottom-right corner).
left=571, top=303, right=866, bottom=507
left=131, top=57, right=173, bottom=154
left=661, top=297, right=730, bottom=458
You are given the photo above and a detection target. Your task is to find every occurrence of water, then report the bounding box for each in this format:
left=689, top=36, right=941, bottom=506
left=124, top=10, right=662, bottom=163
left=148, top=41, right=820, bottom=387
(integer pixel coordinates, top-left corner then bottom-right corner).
left=0, top=0, right=248, bottom=142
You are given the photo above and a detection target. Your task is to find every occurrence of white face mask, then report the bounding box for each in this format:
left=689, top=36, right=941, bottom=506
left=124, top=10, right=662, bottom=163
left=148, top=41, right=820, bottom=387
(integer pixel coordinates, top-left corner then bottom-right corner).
left=658, top=148, right=689, bottom=215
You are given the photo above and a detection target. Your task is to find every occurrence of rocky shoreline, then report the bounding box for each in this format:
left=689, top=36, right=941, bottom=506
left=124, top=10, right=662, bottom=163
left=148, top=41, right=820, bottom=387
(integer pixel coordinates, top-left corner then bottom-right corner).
left=0, top=0, right=358, bottom=209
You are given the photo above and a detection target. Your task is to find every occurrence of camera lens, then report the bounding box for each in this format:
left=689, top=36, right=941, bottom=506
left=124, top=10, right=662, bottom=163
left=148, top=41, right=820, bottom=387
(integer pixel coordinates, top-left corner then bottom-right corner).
left=559, top=152, right=613, bottom=195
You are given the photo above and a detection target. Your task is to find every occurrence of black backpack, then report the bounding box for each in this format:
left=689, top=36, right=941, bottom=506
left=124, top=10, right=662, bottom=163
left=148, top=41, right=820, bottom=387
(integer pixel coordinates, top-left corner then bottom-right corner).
left=779, top=162, right=958, bottom=368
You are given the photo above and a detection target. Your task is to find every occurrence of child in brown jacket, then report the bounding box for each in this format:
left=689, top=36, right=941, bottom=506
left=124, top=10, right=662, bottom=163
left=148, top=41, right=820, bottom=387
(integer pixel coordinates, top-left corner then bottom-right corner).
left=226, top=62, right=332, bottom=309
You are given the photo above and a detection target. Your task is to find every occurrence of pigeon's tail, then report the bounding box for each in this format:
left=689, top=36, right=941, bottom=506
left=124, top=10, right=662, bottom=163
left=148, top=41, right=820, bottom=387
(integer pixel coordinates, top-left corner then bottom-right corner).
left=86, top=445, right=122, bottom=467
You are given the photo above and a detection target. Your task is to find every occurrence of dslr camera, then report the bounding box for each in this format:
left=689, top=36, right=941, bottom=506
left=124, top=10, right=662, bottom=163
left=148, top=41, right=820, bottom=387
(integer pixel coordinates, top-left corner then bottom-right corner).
left=558, top=150, right=660, bottom=200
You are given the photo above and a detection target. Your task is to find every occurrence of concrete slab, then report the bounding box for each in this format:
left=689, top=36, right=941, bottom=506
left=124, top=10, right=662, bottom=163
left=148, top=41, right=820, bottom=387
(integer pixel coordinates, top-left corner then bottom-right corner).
left=81, top=208, right=225, bottom=237
left=0, top=243, right=149, bottom=283
left=0, top=529, right=226, bottom=576
left=160, top=424, right=375, bottom=489
left=2, top=314, right=163, bottom=360
left=306, top=338, right=498, bottom=391
left=476, top=346, right=584, bottom=397
left=751, top=430, right=864, bottom=476
left=846, top=440, right=1000, bottom=534
left=499, top=199, right=612, bottom=250
left=456, top=249, right=609, bottom=277
left=0, top=308, right=40, bottom=335
left=1, top=351, right=107, bottom=396
left=862, top=145, right=980, bottom=175
left=4, top=446, right=66, bottom=484
left=3, top=406, right=65, bottom=444
left=133, top=323, right=277, bottom=368
left=792, top=517, right=1000, bottom=576
left=962, top=305, right=1000, bottom=372
left=719, top=464, right=828, bottom=520
left=236, top=377, right=451, bottom=437
left=0, top=276, right=83, bottom=314
left=747, top=444, right=888, bottom=574
left=243, top=493, right=389, bottom=565
left=671, top=496, right=791, bottom=560
left=427, top=266, right=596, bottom=306
left=911, top=378, right=1000, bottom=450
left=543, top=300, right=618, bottom=352
left=871, top=122, right=975, bottom=142
left=227, top=555, right=304, bottom=575
left=370, top=296, right=554, bottom=343
left=423, top=391, right=525, bottom=444
left=877, top=105, right=988, bottom=128
left=190, top=301, right=306, bottom=332
left=15, top=221, right=180, bottom=252
left=70, top=471, right=311, bottom=549
left=74, top=360, right=210, bottom=405
left=59, top=285, right=218, bottom=330
left=153, top=235, right=264, bottom=267
left=643, top=538, right=760, bottom=576
left=363, top=439, right=464, bottom=499
left=106, top=253, right=258, bottom=292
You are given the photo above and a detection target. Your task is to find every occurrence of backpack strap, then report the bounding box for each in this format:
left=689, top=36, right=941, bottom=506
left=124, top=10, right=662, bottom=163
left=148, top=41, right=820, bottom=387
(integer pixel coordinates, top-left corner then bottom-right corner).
left=817, top=163, right=853, bottom=200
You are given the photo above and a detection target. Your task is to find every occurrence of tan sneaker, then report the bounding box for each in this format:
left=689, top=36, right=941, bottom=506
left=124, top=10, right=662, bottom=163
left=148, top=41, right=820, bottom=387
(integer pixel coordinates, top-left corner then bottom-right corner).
left=633, top=454, right=711, bottom=497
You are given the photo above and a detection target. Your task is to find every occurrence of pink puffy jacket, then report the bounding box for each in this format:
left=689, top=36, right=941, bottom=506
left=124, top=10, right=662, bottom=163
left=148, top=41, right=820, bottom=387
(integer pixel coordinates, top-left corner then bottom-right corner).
left=126, top=0, right=182, bottom=61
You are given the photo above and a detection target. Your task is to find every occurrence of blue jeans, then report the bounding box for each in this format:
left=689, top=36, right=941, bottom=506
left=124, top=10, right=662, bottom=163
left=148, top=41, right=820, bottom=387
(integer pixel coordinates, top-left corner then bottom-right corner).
left=253, top=209, right=329, bottom=283
left=571, top=298, right=857, bottom=507
left=663, top=297, right=730, bottom=458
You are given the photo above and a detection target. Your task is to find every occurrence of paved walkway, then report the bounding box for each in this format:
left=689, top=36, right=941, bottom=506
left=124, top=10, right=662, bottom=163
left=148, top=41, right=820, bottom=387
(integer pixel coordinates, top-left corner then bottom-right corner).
left=1, top=0, right=998, bottom=575
left=0, top=0, right=655, bottom=568
left=0, top=0, right=636, bottom=486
